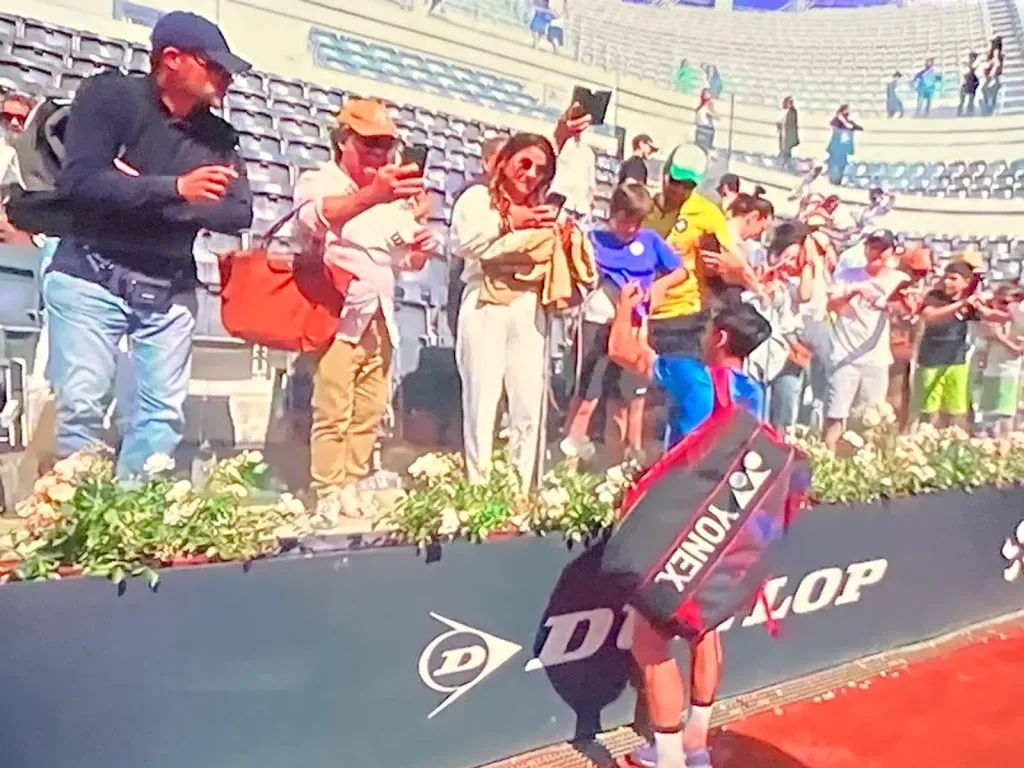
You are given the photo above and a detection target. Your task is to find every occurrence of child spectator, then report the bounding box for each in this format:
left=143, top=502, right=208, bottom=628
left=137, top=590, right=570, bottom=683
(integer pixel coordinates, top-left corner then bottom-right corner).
left=562, top=183, right=686, bottom=462
left=978, top=285, right=1024, bottom=436
left=917, top=262, right=1006, bottom=428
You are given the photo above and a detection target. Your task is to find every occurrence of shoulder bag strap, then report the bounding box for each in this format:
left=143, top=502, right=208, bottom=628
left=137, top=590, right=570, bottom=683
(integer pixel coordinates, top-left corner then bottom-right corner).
left=254, top=200, right=313, bottom=249
left=708, top=365, right=733, bottom=413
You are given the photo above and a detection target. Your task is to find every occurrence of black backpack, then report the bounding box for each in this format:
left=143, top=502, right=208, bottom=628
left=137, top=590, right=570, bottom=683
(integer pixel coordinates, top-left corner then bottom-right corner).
left=2, top=96, right=73, bottom=236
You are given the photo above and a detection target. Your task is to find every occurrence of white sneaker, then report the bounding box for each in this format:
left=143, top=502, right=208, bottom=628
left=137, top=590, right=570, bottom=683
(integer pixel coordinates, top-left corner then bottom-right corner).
left=313, top=495, right=342, bottom=529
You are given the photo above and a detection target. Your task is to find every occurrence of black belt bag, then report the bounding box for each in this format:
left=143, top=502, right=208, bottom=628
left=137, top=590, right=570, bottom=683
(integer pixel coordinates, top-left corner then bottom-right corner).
left=61, top=251, right=184, bottom=314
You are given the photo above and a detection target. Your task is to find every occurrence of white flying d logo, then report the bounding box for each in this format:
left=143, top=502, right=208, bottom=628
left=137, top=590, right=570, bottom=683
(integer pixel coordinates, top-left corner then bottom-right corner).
left=418, top=613, right=521, bottom=719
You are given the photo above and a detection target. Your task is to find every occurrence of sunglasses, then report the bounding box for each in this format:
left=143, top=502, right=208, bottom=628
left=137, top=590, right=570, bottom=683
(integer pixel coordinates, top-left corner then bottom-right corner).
left=357, top=135, right=398, bottom=152
left=513, top=155, right=548, bottom=174
left=190, top=52, right=231, bottom=80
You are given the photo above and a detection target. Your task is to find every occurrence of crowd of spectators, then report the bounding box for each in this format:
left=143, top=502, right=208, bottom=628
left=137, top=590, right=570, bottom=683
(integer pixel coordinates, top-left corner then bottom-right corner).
left=2, top=10, right=1023, bottom=532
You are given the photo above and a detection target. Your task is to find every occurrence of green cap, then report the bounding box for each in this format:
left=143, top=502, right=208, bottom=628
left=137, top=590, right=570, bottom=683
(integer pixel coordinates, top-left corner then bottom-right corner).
left=666, top=143, right=707, bottom=185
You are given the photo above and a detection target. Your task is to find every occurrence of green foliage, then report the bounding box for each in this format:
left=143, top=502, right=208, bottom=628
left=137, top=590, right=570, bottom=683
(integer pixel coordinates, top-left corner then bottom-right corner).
left=5, top=449, right=304, bottom=586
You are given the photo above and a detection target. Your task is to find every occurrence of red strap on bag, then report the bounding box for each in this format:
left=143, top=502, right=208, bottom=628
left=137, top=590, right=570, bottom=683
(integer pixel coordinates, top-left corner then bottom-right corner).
left=708, top=365, right=733, bottom=413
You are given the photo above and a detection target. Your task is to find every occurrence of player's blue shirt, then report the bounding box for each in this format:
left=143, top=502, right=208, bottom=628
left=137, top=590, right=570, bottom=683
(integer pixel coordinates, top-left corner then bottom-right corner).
left=653, top=356, right=764, bottom=445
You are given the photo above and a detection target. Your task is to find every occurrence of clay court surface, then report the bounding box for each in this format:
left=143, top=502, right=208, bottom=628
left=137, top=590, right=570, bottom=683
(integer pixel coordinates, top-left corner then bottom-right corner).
left=708, top=622, right=1024, bottom=767
left=493, top=618, right=1024, bottom=768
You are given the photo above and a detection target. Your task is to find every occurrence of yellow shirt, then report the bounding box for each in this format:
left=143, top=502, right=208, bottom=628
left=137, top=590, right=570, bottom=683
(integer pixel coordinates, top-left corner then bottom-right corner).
left=643, top=192, right=735, bottom=320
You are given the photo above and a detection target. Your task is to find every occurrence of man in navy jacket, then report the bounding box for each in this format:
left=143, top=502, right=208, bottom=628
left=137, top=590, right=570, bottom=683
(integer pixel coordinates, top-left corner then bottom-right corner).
left=45, top=11, right=253, bottom=476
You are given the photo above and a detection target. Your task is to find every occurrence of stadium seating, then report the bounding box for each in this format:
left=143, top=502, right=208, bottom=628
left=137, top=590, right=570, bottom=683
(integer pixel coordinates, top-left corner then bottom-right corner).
left=561, top=0, right=1002, bottom=115
left=733, top=151, right=1024, bottom=200
left=307, top=27, right=554, bottom=121
left=0, top=11, right=618, bottom=402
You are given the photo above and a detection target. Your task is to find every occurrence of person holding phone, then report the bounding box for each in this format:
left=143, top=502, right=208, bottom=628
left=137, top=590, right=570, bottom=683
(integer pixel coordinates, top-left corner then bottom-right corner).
left=43, top=12, right=253, bottom=478
left=823, top=231, right=909, bottom=450
left=294, top=99, right=437, bottom=524
left=549, top=102, right=596, bottom=224
left=451, top=133, right=559, bottom=487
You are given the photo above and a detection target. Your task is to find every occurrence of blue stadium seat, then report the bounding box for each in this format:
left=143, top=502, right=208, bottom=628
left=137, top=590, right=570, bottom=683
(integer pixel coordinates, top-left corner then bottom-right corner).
left=308, top=85, right=344, bottom=112
left=22, top=19, right=73, bottom=52
left=268, top=97, right=311, bottom=119
left=245, top=160, right=293, bottom=196
left=0, top=56, right=56, bottom=90
left=227, top=89, right=271, bottom=112
left=237, top=129, right=283, bottom=162
left=232, top=70, right=266, bottom=96
left=283, top=139, right=332, bottom=169
left=126, top=44, right=150, bottom=73
left=10, top=40, right=65, bottom=71
left=0, top=13, right=18, bottom=39
left=228, top=106, right=276, bottom=135
left=77, top=34, right=129, bottom=67
left=277, top=115, right=322, bottom=142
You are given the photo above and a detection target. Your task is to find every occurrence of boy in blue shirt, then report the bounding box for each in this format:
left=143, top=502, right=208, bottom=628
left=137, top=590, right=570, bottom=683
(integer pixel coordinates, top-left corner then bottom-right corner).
left=562, top=183, right=686, bottom=463
left=609, top=282, right=771, bottom=768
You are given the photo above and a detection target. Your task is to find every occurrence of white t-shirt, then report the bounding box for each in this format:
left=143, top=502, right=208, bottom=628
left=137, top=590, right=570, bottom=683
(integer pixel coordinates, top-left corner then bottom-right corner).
left=829, top=265, right=908, bottom=368
left=294, top=162, right=420, bottom=346
left=550, top=137, right=596, bottom=217
left=984, top=305, right=1024, bottom=377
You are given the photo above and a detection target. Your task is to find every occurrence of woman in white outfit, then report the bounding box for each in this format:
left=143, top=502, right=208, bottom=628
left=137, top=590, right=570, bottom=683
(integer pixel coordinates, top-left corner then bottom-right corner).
left=451, top=133, right=559, bottom=487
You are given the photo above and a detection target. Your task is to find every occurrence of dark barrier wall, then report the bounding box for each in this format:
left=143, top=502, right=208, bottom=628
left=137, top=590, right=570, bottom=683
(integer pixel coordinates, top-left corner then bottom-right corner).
left=1, top=488, right=1023, bottom=768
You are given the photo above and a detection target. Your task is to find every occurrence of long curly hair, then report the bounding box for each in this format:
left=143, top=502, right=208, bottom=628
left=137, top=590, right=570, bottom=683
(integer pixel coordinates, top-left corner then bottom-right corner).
left=487, top=132, right=557, bottom=226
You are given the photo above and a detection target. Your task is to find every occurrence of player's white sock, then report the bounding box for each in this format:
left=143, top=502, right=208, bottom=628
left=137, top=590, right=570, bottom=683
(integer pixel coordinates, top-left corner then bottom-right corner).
left=684, top=704, right=713, bottom=749
left=653, top=727, right=686, bottom=768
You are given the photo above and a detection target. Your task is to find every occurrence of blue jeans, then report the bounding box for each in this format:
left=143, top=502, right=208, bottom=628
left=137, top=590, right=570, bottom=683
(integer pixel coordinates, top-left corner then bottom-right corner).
left=800, top=318, right=832, bottom=431
left=769, top=364, right=805, bottom=430
left=43, top=270, right=195, bottom=478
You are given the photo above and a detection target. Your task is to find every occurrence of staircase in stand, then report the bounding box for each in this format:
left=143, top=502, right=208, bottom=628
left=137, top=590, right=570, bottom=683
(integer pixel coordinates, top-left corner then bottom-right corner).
left=986, top=0, right=1024, bottom=112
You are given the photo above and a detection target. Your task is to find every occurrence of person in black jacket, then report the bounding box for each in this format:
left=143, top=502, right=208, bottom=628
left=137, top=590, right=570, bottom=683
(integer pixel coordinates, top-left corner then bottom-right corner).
left=44, top=11, right=253, bottom=477
left=617, top=133, right=657, bottom=185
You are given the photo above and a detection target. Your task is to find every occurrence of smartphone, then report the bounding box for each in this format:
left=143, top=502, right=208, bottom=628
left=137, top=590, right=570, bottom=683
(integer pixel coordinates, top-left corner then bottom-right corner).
left=545, top=191, right=568, bottom=211
left=698, top=233, right=721, bottom=253
left=403, top=144, right=429, bottom=175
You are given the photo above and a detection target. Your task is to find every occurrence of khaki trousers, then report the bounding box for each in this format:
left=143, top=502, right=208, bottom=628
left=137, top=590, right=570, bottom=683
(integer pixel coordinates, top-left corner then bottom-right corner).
left=310, top=313, right=392, bottom=497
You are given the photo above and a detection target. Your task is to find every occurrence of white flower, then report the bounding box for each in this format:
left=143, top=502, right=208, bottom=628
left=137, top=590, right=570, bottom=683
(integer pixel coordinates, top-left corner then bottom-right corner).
left=861, top=406, right=882, bottom=430
left=52, top=457, right=80, bottom=481
left=166, top=479, right=192, bottom=503
left=539, top=487, right=569, bottom=510
left=33, top=474, right=56, bottom=495
left=510, top=513, right=533, bottom=533
left=605, top=465, right=627, bottom=487
left=274, top=493, right=306, bottom=516
left=240, top=450, right=264, bottom=465
left=33, top=501, right=55, bottom=520
left=842, top=431, right=866, bottom=450
left=223, top=484, right=249, bottom=499
left=142, top=453, right=175, bottom=476
left=978, top=440, right=998, bottom=457
left=47, top=482, right=76, bottom=504
left=908, top=465, right=937, bottom=482
left=163, top=502, right=193, bottom=526
left=438, top=507, right=461, bottom=536
left=408, top=453, right=451, bottom=481
left=545, top=503, right=566, bottom=521
left=878, top=401, right=897, bottom=425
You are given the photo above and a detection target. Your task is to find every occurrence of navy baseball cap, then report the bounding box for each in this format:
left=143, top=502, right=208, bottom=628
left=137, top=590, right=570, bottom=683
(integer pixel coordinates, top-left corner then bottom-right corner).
left=151, top=11, right=251, bottom=75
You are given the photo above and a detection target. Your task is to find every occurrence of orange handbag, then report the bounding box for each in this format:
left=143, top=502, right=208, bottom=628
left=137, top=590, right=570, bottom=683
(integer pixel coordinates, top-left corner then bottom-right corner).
left=217, top=204, right=355, bottom=353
